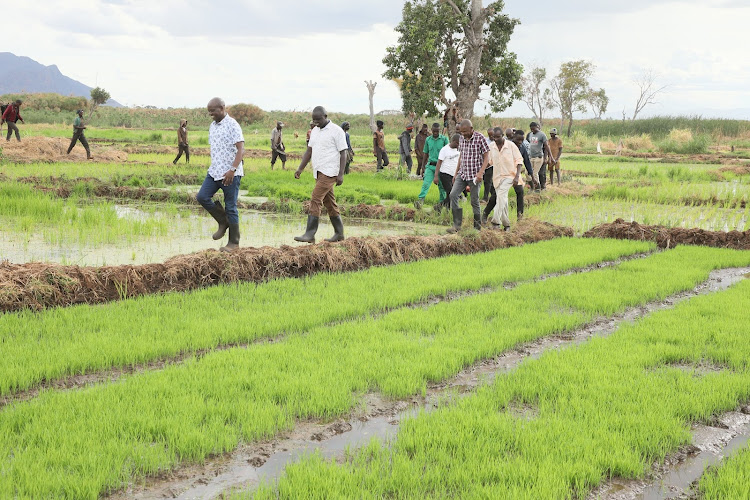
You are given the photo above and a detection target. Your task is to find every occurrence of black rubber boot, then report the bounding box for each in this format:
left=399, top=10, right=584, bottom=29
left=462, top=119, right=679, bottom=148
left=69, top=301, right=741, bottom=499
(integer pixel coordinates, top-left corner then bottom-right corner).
left=447, top=207, right=463, bottom=234
left=206, top=201, right=229, bottom=240
left=220, top=223, right=240, bottom=252
left=473, top=213, right=482, bottom=230
left=325, top=216, right=345, bottom=242
left=294, top=215, right=319, bottom=243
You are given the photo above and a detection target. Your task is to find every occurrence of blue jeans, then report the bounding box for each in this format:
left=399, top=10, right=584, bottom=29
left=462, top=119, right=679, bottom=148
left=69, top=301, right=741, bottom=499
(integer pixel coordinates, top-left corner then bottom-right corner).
left=196, top=174, right=242, bottom=224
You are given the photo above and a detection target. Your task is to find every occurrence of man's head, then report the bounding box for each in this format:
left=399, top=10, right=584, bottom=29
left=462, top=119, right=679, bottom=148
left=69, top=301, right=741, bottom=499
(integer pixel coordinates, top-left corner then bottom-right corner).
left=458, top=119, right=474, bottom=140
left=207, top=97, right=226, bottom=123
left=376, top=120, right=384, bottom=130
left=530, top=122, right=540, bottom=134
left=311, top=106, right=328, bottom=128
left=431, top=122, right=440, bottom=137
left=406, top=124, right=414, bottom=133
left=550, top=127, right=558, bottom=138
left=487, top=128, right=494, bottom=139
left=276, top=121, right=284, bottom=130
left=421, top=124, right=428, bottom=134
left=505, top=128, right=515, bottom=140
left=341, top=121, right=350, bottom=131
left=513, top=129, right=525, bottom=146
left=450, top=133, right=461, bottom=149
left=14, top=99, right=22, bottom=106
left=77, top=109, right=84, bottom=117
left=493, top=127, right=505, bottom=148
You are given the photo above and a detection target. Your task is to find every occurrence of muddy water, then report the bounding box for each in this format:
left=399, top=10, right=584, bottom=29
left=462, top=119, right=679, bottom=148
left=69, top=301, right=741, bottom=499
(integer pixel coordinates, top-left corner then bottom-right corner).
left=112, top=266, right=750, bottom=500
left=0, top=206, right=442, bottom=266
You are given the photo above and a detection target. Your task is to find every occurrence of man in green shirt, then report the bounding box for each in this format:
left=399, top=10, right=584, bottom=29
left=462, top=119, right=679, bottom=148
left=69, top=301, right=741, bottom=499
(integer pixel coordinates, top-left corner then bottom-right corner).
left=414, top=122, right=448, bottom=209
left=66, top=110, right=92, bottom=159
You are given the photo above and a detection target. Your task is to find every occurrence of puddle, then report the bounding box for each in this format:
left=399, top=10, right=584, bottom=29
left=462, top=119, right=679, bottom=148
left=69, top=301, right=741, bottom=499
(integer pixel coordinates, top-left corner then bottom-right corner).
left=0, top=206, right=442, bottom=266
left=111, top=266, right=750, bottom=500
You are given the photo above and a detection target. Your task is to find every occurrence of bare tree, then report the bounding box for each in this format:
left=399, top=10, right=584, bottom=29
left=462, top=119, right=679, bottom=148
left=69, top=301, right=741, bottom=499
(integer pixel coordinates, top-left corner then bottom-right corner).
left=365, top=80, right=377, bottom=132
left=519, top=65, right=549, bottom=126
left=632, top=70, right=668, bottom=120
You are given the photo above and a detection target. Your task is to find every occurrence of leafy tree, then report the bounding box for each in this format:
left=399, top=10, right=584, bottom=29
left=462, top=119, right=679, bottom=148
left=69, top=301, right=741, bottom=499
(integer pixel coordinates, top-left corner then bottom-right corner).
left=519, top=65, right=549, bottom=126
left=587, top=88, right=609, bottom=120
left=88, top=87, right=111, bottom=121
left=383, top=0, right=522, bottom=134
left=229, top=103, right=265, bottom=126
left=547, top=60, right=594, bottom=137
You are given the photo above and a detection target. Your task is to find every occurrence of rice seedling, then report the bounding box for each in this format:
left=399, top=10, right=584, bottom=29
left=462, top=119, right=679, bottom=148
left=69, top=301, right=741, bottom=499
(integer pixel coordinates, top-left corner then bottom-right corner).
left=0, top=245, right=747, bottom=498
left=698, top=443, right=750, bottom=499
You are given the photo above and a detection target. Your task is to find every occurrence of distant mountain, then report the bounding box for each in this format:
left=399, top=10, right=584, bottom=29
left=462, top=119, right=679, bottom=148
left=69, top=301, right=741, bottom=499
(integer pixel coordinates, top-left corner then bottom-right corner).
left=0, top=52, right=121, bottom=107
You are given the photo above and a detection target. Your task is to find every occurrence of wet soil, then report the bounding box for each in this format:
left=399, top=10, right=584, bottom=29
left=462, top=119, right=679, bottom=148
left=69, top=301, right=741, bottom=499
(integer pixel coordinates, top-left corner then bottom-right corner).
left=584, top=219, right=750, bottom=250
left=105, top=266, right=750, bottom=500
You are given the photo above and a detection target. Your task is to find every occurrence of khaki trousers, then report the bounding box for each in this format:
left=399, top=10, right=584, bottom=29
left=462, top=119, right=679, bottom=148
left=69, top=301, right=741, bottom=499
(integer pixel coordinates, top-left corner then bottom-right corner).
left=531, top=157, right=545, bottom=186
left=491, top=177, right=514, bottom=227
left=310, top=173, right=339, bottom=217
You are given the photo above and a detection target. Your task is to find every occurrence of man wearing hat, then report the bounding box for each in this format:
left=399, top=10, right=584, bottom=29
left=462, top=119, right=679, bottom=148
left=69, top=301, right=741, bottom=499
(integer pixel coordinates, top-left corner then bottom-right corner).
left=1, top=99, right=25, bottom=142
left=271, top=120, right=286, bottom=170
left=398, top=123, right=414, bottom=174
left=548, top=128, right=563, bottom=185
left=66, top=109, right=92, bottom=159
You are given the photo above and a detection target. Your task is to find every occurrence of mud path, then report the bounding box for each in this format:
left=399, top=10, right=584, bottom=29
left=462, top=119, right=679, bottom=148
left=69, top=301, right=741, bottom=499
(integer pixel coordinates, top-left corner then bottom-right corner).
left=584, top=219, right=750, bottom=250
left=0, top=251, right=652, bottom=410
left=105, top=267, right=750, bottom=500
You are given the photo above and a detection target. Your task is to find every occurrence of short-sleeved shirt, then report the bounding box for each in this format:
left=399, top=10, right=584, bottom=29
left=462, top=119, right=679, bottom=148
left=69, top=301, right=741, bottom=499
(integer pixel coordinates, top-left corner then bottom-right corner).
left=271, top=128, right=283, bottom=147
left=208, top=114, right=244, bottom=181
left=489, top=140, right=523, bottom=184
left=458, top=131, right=490, bottom=181
left=438, top=144, right=460, bottom=175
left=423, top=134, right=449, bottom=165
left=528, top=131, right=548, bottom=158
left=309, top=121, right=348, bottom=179
left=549, top=136, right=563, bottom=158
left=373, top=130, right=385, bottom=150
left=73, top=116, right=82, bottom=130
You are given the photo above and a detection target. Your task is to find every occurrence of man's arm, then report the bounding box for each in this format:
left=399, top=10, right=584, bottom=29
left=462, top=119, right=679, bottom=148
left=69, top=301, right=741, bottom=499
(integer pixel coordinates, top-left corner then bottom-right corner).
left=434, top=160, right=443, bottom=184
left=452, top=156, right=461, bottom=184
left=337, top=150, right=347, bottom=186
left=294, top=147, right=313, bottom=179
left=222, top=141, right=245, bottom=186
left=475, top=151, right=490, bottom=183
left=555, top=143, right=563, bottom=162
left=543, top=141, right=552, bottom=163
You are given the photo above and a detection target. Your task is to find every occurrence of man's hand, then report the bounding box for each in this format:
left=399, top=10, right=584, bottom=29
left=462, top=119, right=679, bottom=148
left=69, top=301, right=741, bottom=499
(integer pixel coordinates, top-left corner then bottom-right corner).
left=294, top=168, right=303, bottom=179
left=433, top=176, right=439, bottom=185
left=336, top=175, right=344, bottom=186
left=475, top=174, right=483, bottom=185
left=513, top=174, right=521, bottom=186
left=222, top=170, right=235, bottom=186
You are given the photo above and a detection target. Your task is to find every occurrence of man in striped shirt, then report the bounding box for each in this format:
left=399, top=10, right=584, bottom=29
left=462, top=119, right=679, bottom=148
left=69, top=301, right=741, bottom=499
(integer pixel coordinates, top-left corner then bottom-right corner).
left=447, top=119, right=490, bottom=233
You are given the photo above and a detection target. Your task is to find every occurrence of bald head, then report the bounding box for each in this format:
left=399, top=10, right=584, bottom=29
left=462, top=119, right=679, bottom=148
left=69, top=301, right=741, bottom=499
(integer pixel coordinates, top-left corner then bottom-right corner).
left=311, top=105, right=329, bottom=129
left=207, top=97, right=226, bottom=122
left=505, top=128, right=515, bottom=139
left=458, top=119, right=474, bottom=139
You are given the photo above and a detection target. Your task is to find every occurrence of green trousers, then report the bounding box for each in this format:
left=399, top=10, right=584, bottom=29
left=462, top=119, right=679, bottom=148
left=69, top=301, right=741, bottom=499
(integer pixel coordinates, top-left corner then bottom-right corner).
left=418, top=165, right=447, bottom=202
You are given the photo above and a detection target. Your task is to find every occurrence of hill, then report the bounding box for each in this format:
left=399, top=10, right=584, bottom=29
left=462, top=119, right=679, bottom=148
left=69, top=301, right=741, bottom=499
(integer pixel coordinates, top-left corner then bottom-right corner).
left=0, top=52, right=121, bottom=107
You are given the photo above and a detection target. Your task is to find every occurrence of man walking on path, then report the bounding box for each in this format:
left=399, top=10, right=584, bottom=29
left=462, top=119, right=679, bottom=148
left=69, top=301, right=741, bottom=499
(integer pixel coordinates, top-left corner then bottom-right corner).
left=398, top=124, right=414, bottom=174
left=373, top=120, right=389, bottom=170
left=447, top=119, right=490, bottom=233
left=433, top=133, right=461, bottom=212
left=513, top=129, right=533, bottom=189
left=484, top=127, right=524, bottom=231
left=173, top=119, right=189, bottom=164
left=481, top=127, right=495, bottom=203
left=2, top=100, right=24, bottom=142
left=66, top=110, right=92, bottom=159
left=196, top=97, right=245, bottom=252
left=271, top=121, right=287, bottom=170
left=527, top=122, right=551, bottom=191
left=415, top=123, right=448, bottom=209
left=294, top=106, right=348, bottom=244
left=414, top=124, right=428, bottom=177
left=548, top=128, right=563, bottom=185
left=342, top=122, right=354, bottom=174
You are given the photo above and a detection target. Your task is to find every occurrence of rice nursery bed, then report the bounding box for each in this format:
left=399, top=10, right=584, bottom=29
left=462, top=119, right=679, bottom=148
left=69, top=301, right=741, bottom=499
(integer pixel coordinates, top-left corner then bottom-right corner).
left=584, top=218, right=750, bottom=249
left=1, top=245, right=748, bottom=498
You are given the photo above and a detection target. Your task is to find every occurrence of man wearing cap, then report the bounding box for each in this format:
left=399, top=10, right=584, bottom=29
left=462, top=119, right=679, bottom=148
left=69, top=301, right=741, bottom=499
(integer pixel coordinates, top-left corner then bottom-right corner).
left=173, top=119, right=189, bottom=164
left=527, top=122, right=551, bottom=191
left=66, top=109, right=92, bottom=159
left=1, top=99, right=24, bottom=142
left=398, top=124, right=414, bottom=174
left=548, top=128, right=563, bottom=185
left=341, top=121, right=354, bottom=174
left=271, top=121, right=286, bottom=170
left=414, top=124, right=428, bottom=177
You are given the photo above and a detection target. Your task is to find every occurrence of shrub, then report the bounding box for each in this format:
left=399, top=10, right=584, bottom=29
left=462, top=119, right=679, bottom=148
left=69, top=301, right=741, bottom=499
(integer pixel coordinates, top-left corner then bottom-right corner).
left=229, top=103, right=265, bottom=126
left=622, top=134, right=655, bottom=151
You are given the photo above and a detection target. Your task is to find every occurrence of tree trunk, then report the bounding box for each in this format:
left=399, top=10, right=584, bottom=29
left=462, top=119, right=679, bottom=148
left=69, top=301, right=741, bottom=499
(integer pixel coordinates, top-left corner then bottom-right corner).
left=453, top=0, right=487, bottom=122
left=566, top=116, right=573, bottom=138
left=365, top=80, right=377, bottom=133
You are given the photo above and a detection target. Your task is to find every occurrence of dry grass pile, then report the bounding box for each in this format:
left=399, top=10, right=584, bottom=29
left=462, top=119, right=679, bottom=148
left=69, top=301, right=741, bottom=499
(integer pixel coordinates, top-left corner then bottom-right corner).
left=583, top=218, right=750, bottom=249
left=1, top=137, right=127, bottom=163
left=0, top=219, right=572, bottom=312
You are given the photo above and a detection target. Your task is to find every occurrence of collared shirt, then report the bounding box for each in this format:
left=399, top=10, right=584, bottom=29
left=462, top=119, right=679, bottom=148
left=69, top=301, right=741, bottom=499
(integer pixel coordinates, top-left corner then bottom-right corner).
left=2, top=105, right=21, bottom=123
left=489, top=140, right=523, bottom=184
left=438, top=144, right=460, bottom=175
left=458, top=131, right=490, bottom=181
left=271, top=127, right=283, bottom=147
left=309, top=121, right=348, bottom=179
left=423, top=134, right=449, bottom=164
left=549, top=136, right=563, bottom=158
left=208, top=114, right=244, bottom=181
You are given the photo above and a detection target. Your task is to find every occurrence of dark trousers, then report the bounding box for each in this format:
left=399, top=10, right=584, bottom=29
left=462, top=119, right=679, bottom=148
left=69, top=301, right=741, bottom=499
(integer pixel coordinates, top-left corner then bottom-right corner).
left=482, top=166, right=494, bottom=201
left=5, top=121, right=20, bottom=141
left=539, top=163, right=547, bottom=189
left=67, top=129, right=90, bottom=154
left=197, top=174, right=242, bottom=224
left=271, top=148, right=286, bottom=166
left=485, top=183, right=524, bottom=217
left=174, top=143, right=189, bottom=163
left=375, top=148, right=389, bottom=170
left=438, top=172, right=454, bottom=208
left=400, top=153, right=413, bottom=173
left=415, top=151, right=426, bottom=176
left=449, top=175, right=481, bottom=219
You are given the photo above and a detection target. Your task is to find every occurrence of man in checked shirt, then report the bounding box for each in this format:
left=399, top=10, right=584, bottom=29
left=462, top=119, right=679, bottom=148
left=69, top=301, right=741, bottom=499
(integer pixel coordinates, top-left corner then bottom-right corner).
left=447, top=119, right=490, bottom=233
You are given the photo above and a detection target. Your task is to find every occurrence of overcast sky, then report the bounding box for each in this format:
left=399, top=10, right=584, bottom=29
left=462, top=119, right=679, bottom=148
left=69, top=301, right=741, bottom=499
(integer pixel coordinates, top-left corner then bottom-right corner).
left=9, top=0, right=750, bottom=119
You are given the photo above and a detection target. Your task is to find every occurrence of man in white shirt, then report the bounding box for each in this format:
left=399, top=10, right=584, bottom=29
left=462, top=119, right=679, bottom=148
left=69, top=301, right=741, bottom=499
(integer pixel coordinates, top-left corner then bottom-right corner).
left=294, top=106, right=348, bottom=243
left=196, top=97, right=245, bottom=252
left=486, top=127, right=523, bottom=230
left=432, top=133, right=460, bottom=212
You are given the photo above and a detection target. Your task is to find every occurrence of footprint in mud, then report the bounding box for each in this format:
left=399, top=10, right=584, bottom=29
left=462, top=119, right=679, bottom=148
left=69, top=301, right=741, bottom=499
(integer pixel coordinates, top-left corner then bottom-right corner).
left=247, top=457, right=266, bottom=467
left=310, top=421, right=353, bottom=441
